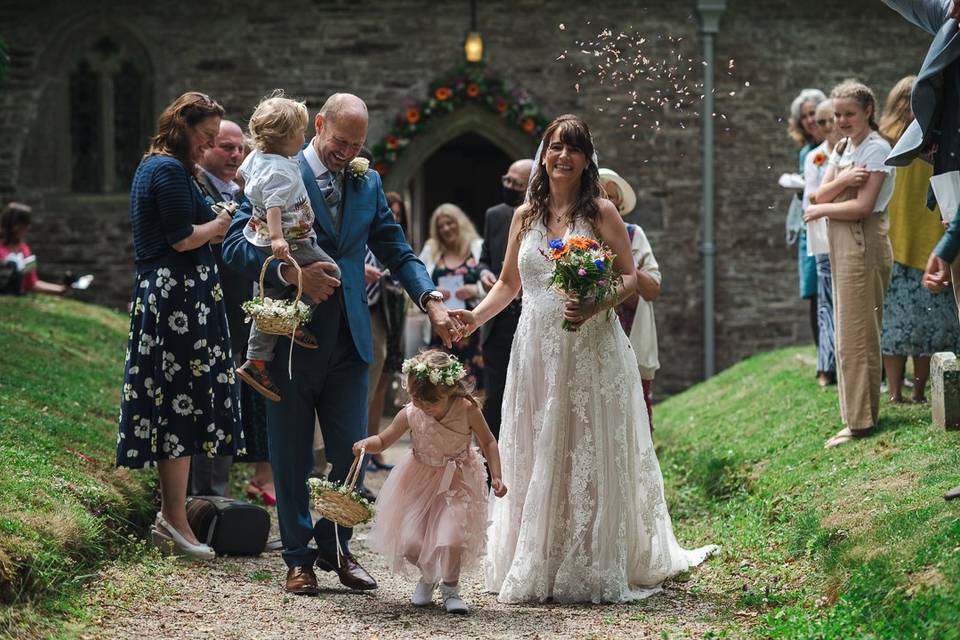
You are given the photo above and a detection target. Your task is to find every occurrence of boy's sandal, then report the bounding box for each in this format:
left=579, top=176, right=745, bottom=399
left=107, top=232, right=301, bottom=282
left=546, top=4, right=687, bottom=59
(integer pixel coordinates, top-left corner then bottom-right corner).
left=293, top=326, right=319, bottom=349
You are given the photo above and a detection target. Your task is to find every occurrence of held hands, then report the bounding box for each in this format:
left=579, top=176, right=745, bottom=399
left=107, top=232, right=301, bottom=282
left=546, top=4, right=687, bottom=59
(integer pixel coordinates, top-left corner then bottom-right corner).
left=448, top=309, right=480, bottom=337
left=491, top=477, right=508, bottom=498
left=923, top=252, right=951, bottom=293
left=352, top=436, right=383, bottom=456
left=425, top=299, right=465, bottom=348
left=271, top=238, right=290, bottom=260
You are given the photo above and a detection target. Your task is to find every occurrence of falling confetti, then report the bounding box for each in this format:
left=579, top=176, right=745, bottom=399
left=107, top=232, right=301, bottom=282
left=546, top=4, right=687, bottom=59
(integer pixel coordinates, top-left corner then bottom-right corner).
left=555, top=22, right=743, bottom=136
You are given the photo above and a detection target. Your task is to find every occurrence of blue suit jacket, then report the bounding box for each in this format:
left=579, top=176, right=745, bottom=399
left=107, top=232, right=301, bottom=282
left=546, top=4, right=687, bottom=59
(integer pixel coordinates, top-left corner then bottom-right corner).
left=222, top=150, right=434, bottom=364
left=883, top=0, right=960, bottom=261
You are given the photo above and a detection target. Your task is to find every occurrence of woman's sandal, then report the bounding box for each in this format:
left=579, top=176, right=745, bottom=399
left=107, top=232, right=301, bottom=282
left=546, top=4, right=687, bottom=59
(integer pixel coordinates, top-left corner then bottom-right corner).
left=293, top=326, right=319, bottom=349
left=824, top=427, right=873, bottom=449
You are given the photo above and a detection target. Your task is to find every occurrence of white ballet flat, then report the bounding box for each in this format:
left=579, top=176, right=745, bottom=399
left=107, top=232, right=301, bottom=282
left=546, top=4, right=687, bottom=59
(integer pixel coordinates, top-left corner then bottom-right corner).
left=155, top=513, right=215, bottom=560
left=439, top=583, right=469, bottom=614
left=411, top=578, right=437, bottom=606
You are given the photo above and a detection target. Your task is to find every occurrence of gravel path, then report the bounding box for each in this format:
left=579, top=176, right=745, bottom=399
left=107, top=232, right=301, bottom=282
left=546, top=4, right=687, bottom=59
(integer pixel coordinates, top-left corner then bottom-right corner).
left=85, top=437, right=731, bottom=640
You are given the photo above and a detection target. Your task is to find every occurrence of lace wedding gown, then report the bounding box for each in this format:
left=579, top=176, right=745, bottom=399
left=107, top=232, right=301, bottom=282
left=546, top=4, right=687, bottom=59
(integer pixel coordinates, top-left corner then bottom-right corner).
left=484, top=220, right=717, bottom=604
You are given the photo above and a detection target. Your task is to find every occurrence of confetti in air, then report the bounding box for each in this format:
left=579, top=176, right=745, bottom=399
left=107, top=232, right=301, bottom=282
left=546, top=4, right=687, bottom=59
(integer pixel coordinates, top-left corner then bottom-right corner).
left=555, top=23, right=740, bottom=135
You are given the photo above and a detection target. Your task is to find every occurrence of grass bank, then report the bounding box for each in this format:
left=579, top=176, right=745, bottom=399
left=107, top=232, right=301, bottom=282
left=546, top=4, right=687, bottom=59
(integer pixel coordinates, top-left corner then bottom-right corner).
left=657, top=347, right=960, bottom=639
left=0, top=295, right=155, bottom=638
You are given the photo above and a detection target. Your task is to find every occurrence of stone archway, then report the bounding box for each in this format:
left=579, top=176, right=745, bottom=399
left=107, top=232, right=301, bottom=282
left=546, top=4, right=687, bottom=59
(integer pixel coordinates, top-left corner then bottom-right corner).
left=381, top=107, right=537, bottom=248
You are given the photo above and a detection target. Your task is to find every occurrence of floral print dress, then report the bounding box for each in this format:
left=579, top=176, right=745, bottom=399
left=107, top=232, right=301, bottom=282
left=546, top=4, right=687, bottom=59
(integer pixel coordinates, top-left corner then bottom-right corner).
left=116, top=155, right=244, bottom=468
left=430, top=255, right=485, bottom=391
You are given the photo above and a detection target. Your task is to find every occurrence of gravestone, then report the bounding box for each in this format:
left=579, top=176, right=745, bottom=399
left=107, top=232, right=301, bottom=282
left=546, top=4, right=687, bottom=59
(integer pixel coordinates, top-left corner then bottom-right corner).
left=931, top=352, right=960, bottom=431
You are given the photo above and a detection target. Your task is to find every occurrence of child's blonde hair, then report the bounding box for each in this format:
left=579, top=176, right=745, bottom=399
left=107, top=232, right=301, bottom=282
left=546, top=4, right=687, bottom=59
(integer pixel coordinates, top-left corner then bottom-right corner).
left=403, top=350, right=479, bottom=408
left=248, top=90, right=309, bottom=152
left=830, top=79, right=879, bottom=133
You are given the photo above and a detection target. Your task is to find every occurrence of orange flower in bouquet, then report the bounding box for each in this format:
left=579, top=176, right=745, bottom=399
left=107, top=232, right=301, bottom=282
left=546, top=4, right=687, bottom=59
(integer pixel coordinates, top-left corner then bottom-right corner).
left=541, top=235, right=620, bottom=331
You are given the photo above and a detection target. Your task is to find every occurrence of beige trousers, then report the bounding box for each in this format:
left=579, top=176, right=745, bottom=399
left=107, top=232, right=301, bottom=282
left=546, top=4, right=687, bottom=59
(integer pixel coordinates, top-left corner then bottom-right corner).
left=828, top=212, right=893, bottom=431
left=950, top=260, right=960, bottom=323
left=367, top=306, right=388, bottom=409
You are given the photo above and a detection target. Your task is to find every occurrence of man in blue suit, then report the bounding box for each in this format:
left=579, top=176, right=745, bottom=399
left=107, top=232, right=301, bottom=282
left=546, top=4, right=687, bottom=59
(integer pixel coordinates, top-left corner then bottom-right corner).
left=222, top=93, right=461, bottom=593
left=883, top=0, right=960, bottom=501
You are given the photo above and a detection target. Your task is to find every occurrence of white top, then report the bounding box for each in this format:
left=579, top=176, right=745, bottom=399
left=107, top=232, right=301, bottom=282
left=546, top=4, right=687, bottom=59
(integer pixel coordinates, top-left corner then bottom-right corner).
left=238, top=150, right=316, bottom=247
left=802, top=141, right=830, bottom=211
left=626, top=225, right=660, bottom=380
left=828, top=131, right=896, bottom=213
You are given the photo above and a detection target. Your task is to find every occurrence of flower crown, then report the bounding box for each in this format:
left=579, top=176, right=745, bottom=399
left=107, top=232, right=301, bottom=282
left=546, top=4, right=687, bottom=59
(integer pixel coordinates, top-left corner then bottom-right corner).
left=401, top=355, right=467, bottom=386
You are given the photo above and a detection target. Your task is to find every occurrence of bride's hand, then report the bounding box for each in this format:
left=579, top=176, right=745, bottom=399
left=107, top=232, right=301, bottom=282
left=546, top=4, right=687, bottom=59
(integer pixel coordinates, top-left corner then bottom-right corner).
left=449, top=309, right=479, bottom=336
left=491, top=478, right=508, bottom=498
left=563, top=297, right=601, bottom=330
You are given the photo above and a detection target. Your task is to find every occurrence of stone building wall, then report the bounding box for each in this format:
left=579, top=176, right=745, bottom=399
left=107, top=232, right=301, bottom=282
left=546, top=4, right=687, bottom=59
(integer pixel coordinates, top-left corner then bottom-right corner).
left=0, top=0, right=933, bottom=393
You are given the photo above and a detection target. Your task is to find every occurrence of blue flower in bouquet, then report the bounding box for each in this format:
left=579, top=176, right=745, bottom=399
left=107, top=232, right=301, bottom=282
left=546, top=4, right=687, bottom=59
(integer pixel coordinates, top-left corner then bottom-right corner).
left=594, top=259, right=606, bottom=271
left=548, top=239, right=565, bottom=250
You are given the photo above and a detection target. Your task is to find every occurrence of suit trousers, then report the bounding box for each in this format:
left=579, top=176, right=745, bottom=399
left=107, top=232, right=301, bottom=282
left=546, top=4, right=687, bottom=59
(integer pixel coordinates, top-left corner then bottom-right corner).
left=481, top=303, right=521, bottom=440
left=828, top=213, right=893, bottom=431
left=188, top=454, right=232, bottom=496
left=265, top=299, right=368, bottom=567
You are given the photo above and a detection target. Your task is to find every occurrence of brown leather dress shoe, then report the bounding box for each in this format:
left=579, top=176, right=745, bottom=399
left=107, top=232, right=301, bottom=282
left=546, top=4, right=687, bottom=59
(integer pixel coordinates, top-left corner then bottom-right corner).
left=317, top=551, right=378, bottom=590
left=285, top=566, right=320, bottom=596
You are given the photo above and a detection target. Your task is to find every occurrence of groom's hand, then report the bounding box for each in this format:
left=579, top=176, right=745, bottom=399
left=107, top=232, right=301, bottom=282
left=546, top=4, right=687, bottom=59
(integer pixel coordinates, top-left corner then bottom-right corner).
left=283, top=261, right=341, bottom=302
left=426, top=299, right=463, bottom=348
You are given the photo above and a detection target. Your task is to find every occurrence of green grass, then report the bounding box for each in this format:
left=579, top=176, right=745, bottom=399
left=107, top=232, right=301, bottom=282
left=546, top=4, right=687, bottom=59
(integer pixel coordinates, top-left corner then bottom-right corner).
left=658, top=347, right=960, bottom=639
left=2, top=296, right=957, bottom=638
left=0, top=296, right=156, bottom=638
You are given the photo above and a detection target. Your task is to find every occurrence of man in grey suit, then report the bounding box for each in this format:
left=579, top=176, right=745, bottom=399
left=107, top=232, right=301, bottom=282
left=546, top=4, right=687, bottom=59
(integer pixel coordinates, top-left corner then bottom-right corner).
left=191, top=119, right=247, bottom=496
left=883, top=0, right=960, bottom=500
left=478, top=158, right=532, bottom=440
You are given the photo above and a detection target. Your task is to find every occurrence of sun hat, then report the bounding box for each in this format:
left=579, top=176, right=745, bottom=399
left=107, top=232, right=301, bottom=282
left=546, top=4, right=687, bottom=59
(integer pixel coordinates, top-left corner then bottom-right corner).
left=598, top=168, right=637, bottom=216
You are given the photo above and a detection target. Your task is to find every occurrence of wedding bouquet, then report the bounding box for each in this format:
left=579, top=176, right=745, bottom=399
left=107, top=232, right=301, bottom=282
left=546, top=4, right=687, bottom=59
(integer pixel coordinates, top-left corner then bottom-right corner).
left=541, top=235, right=620, bottom=331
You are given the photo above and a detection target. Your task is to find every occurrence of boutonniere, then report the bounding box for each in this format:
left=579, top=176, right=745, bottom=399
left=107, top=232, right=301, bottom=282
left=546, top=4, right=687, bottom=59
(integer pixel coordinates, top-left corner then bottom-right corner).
left=813, top=152, right=827, bottom=167
left=348, top=157, right=370, bottom=181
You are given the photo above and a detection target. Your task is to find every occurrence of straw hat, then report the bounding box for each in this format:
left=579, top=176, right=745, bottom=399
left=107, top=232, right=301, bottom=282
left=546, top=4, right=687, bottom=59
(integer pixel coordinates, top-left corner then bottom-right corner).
left=598, top=168, right=637, bottom=216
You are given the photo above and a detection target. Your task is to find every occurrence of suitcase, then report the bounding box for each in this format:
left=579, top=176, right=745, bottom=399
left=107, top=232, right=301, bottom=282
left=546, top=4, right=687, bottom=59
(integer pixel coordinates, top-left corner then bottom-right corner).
left=185, top=496, right=270, bottom=556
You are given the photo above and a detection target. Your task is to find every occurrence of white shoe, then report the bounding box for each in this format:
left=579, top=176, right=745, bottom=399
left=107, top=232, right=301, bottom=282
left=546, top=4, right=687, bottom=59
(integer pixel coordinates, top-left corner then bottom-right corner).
left=439, top=583, right=469, bottom=614
left=411, top=578, right=437, bottom=606
left=155, top=513, right=215, bottom=560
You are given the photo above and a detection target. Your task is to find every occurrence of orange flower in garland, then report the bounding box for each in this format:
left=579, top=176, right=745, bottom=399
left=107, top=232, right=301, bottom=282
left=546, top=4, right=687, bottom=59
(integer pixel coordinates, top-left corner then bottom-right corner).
left=385, top=135, right=400, bottom=150
left=465, top=83, right=481, bottom=98
left=521, top=117, right=536, bottom=134
left=495, top=98, right=508, bottom=113
left=405, top=107, right=421, bottom=125
left=435, top=86, right=451, bottom=101
left=812, top=151, right=827, bottom=167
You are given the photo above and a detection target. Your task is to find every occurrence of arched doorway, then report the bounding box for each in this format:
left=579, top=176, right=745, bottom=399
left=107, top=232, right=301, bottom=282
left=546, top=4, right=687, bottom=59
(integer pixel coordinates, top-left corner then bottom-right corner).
left=412, top=132, right=511, bottom=242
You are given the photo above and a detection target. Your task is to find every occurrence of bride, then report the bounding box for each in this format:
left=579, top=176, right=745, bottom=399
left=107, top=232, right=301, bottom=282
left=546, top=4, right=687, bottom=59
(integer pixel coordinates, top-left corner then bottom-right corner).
left=452, top=114, right=716, bottom=604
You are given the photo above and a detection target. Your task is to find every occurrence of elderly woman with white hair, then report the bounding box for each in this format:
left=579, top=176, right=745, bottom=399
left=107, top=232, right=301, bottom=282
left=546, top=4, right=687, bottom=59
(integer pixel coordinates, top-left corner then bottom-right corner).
left=600, top=168, right=661, bottom=429
left=418, top=202, right=487, bottom=389
left=789, top=88, right=827, bottom=354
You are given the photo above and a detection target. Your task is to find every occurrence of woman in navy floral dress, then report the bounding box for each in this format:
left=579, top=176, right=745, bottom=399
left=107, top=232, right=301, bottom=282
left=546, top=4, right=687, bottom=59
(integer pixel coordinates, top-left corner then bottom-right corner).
left=116, top=92, right=244, bottom=558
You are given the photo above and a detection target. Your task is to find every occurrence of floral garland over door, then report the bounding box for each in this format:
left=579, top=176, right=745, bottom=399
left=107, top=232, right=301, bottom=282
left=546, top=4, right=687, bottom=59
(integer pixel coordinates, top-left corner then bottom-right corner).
left=370, top=62, right=549, bottom=176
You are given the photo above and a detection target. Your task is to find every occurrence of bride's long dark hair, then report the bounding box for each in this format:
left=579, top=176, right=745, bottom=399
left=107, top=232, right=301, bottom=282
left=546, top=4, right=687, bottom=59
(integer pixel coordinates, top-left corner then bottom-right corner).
left=518, top=114, right=603, bottom=240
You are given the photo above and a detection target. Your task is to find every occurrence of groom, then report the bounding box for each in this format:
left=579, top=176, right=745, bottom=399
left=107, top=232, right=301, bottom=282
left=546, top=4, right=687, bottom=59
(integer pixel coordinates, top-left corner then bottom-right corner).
left=222, top=93, right=461, bottom=594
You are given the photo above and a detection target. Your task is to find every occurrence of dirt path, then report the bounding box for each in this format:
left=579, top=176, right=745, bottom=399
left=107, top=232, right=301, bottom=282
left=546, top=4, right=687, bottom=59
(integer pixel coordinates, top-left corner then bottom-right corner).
left=84, top=438, right=732, bottom=640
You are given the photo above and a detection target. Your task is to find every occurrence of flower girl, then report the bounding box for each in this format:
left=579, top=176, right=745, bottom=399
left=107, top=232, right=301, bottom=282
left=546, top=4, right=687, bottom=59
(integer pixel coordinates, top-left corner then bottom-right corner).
left=353, top=350, right=507, bottom=613
left=234, top=91, right=340, bottom=402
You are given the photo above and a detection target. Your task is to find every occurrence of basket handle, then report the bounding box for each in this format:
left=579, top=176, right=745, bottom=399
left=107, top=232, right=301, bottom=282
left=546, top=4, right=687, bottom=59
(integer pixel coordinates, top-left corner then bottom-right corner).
left=259, top=254, right=303, bottom=307
left=344, top=446, right=366, bottom=492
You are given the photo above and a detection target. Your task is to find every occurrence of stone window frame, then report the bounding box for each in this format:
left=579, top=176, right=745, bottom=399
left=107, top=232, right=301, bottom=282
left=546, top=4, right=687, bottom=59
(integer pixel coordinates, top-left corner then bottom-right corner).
left=21, top=20, right=156, bottom=197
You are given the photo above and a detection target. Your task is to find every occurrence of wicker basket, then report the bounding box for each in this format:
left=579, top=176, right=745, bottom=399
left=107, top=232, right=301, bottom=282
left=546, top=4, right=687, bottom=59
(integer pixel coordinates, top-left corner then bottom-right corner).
left=249, top=255, right=303, bottom=336
left=311, top=449, right=374, bottom=527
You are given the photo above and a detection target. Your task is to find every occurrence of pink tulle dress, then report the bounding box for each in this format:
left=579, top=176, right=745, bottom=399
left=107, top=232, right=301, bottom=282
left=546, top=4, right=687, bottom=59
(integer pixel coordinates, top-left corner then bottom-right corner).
left=367, top=400, right=489, bottom=582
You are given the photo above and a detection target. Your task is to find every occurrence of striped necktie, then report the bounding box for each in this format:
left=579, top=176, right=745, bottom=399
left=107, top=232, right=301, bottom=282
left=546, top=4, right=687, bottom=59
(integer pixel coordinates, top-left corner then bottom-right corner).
left=364, top=247, right=381, bottom=306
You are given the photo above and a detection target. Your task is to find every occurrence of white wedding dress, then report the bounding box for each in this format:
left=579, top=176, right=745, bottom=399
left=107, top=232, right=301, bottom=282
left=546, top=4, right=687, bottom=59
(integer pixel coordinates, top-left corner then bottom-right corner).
left=484, top=219, right=717, bottom=604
